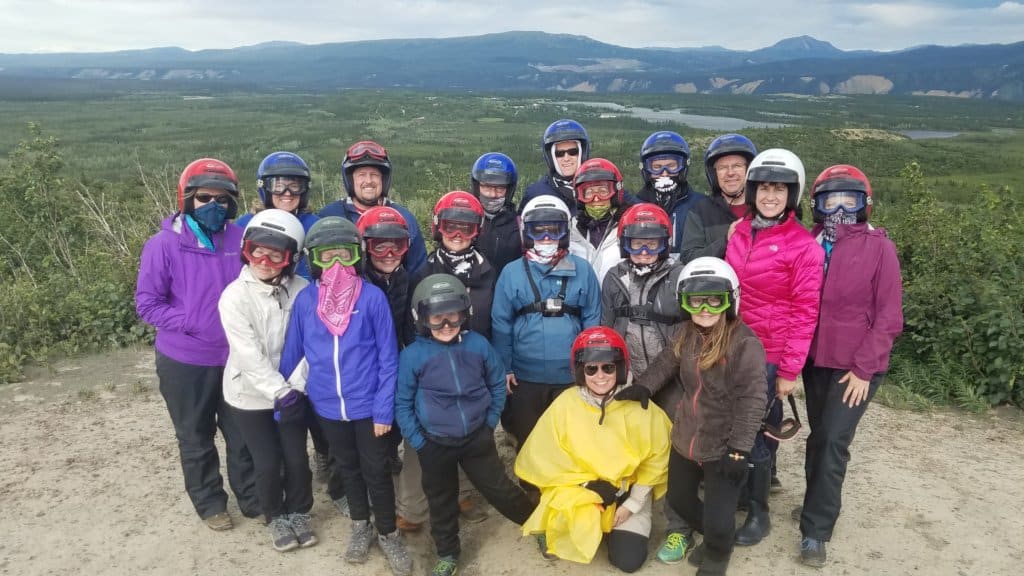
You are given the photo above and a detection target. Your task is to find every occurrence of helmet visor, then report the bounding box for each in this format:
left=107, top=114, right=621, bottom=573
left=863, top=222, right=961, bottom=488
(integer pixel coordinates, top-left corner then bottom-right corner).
left=814, top=191, right=866, bottom=215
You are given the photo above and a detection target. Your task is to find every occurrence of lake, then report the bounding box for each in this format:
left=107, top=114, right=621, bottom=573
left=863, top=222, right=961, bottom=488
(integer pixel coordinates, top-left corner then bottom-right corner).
left=898, top=130, right=961, bottom=140
left=555, top=101, right=790, bottom=131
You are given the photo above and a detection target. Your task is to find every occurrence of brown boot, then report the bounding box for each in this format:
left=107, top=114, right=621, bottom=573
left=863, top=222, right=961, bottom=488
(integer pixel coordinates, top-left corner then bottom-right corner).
left=395, top=515, right=423, bottom=533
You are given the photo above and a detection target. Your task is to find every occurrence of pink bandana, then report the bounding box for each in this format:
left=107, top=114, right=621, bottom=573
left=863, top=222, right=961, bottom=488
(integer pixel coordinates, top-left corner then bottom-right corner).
left=317, top=264, right=362, bottom=337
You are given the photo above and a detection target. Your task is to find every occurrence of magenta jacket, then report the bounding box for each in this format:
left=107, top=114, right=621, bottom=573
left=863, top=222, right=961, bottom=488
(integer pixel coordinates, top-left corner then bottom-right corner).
left=726, top=215, right=824, bottom=381
left=808, top=223, right=903, bottom=380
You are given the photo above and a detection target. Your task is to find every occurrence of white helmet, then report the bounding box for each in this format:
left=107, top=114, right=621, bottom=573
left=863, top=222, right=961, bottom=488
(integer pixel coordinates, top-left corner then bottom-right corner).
left=520, top=195, right=572, bottom=250
left=745, top=148, right=805, bottom=215
left=242, top=208, right=306, bottom=275
left=676, top=257, right=741, bottom=318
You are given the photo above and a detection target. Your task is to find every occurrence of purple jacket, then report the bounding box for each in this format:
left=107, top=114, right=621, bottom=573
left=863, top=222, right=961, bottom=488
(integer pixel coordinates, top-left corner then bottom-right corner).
left=135, top=214, right=243, bottom=367
left=808, top=223, right=903, bottom=380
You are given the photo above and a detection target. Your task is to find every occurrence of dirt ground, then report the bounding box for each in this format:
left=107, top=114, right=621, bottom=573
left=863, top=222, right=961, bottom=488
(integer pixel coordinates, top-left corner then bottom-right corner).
left=1, top=345, right=1022, bottom=576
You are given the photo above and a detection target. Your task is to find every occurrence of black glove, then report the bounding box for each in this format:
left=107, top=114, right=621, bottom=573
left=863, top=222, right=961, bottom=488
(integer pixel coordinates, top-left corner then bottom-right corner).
left=273, top=389, right=306, bottom=424
left=612, top=385, right=650, bottom=410
left=584, top=479, right=620, bottom=506
left=719, top=448, right=750, bottom=487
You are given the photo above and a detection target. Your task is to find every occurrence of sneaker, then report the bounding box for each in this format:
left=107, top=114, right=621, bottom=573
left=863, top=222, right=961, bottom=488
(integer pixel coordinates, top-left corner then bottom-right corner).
left=378, top=529, right=413, bottom=576
left=800, top=537, right=827, bottom=567
left=535, top=533, right=556, bottom=561
left=458, top=499, right=489, bottom=524
left=431, top=555, right=458, bottom=576
left=656, top=531, right=690, bottom=564
left=396, top=515, right=423, bottom=533
left=334, top=496, right=351, bottom=517
left=344, top=520, right=375, bottom=564
left=313, top=452, right=330, bottom=482
left=687, top=543, right=705, bottom=568
left=203, top=511, right=233, bottom=531
left=791, top=506, right=803, bottom=522
left=268, top=516, right=299, bottom=552
left=289, top=512, right=318, bottom=548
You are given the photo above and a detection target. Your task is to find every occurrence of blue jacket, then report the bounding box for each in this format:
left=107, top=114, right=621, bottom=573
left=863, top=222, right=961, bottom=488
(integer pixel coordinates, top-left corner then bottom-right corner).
left=318, top=199, right=427, bottom=275
left=236, top=211, right=319, bottom=280
left=135, top=214, right=243, bottom=367
left=395, top=331, right=507, bottom=450
left=278, top=279, right=398, bottom=424
left=491, top=254, right=601, bottom=385
left=637, top=183, right=708, bottom=257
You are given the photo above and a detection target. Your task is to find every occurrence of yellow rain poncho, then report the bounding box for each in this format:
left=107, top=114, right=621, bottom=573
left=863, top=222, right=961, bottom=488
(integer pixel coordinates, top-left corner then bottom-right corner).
left=514, top=388, right=672, bottom=564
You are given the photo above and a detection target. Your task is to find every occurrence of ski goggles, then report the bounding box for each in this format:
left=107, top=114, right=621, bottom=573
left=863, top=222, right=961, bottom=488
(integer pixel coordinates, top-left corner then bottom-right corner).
left=583, top=363, right=617, bottom=377
left=623, top=237, right=667, bottom=256
left=439, top=219, right=480, bottom=240
left=346, top=140, right=388, bottom=162
left=366, top=238, right=409, bottom=259
left=242, top=240, right=292, bottom=269
left=762, top=395, right=802, bottom=441
left=576, top=182, right=616, bottom=202
left=524, top=221, right=567, bottom=242
left=424, top=311, right=466, bottom=331
left=309, top=244, right=361, bottom=268
left=265, top=177, right=308, bottom=196
left=643, top=154, right=686, bottom=176
left=814, top=191, right=867, bottom=215
left=680, top=292, right=731, bottom=315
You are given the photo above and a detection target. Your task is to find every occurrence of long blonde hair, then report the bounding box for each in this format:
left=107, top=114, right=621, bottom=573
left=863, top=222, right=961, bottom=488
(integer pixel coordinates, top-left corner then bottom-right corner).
left=673, top=314, right=738, bottom=371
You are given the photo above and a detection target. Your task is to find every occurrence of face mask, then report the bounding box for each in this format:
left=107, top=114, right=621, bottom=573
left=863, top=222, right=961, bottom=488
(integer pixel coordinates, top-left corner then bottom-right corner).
left=191, top=201, right=228, bottom=234
left=584, top=203, right=611, bottom=220
left=480, top=196, right=506, bottom=214
left=653, top=176, right=678, bottom=193
left=530, top=243, right=559, bottom=263
left=823, top=210, right=858, bottom=243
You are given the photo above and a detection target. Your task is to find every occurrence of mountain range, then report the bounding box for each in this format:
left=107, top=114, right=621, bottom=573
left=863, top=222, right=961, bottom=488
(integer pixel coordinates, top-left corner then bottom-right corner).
left=1, top=32, right=1021, bottom=100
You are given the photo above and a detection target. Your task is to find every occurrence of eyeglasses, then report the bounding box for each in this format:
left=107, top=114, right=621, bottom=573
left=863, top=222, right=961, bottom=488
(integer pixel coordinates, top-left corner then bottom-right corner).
left=814, top=191, right=867, bottom=215
left=310, top=244, right=361, bottom=268
left=583, top=363, right=617, bottom=376
left=680, top=292, right=731, bottom=315
left=715, top=162, right=748, bottom=174
left=366, top=238, right=409, bottom=259
left=576, top=182, right=616, bottom=202
left=425, top=311, right=465, bottom=331
left=762, top=395, right=802, bottom=441
left=346, top=140, right=388, bottom=162
left=644, top=154, right=685, bottom=176
left=193, top=193, right=233, bottom=205
left=624, top=237, right=666, bottom=255
left=242, top=241, right=291, bottom=269
left=267, top=178, right=308, bottom=196
left=439, top=220, right=480, bottom=240
left=554, top=147, right=580, bottom=158
left=524, top=222, right=567, bottom=242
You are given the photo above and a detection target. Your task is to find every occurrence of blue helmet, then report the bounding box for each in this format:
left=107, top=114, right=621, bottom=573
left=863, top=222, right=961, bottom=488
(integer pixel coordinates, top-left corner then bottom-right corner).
left=703, top=134, right=757, bottom=197
left=257, top=151, right=311, bottom=211
left=541, top=119, right=590, bottom=176
left=471, top=152, right=518, bottom=208
left=640, top=131, right=691, bottom=186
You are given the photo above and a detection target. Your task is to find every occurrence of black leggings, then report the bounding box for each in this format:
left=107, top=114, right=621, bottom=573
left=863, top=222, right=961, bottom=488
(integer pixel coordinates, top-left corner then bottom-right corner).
left=666, top=450, right=744, bottom=559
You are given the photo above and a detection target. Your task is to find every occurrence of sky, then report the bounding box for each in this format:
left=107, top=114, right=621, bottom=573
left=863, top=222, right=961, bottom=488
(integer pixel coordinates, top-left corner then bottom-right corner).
left=2, top=0, right=1022, bottom=54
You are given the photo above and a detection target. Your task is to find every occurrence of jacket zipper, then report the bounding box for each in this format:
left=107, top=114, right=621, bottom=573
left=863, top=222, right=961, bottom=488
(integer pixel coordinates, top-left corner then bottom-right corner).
left=334, top=334, right=347, bottom=421
left=689, top=361, right=704, bottom=460
left=447, top=349, right=469, bottom=436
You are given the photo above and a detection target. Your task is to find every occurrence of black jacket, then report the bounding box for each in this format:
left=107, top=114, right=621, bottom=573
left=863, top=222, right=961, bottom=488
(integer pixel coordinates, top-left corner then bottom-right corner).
left=478, top=208, right=522, bottom=276
left=414, top=250, right=498, bottom=339
left=365, top=265, right=416, bottom=349
left=679, top=195, right=741, bottom=264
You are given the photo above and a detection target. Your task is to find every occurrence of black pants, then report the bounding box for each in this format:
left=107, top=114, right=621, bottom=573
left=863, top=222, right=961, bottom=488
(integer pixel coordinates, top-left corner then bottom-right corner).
left=666, top=450, right=744, bottom=561
left=307, top=406, right=347, bottom=501
left=607, top=530, right=649, bottom=573
left=419, top=426, right=534, bottom=558
left=317, top=416, right=396, bottom=535
left=232, top=406, right=313, bottom=522
left=500, top=380, right=571, bottom=448
left=155, top=351, right=257, bottom=519
left=800, top=366, right=882, bottom=541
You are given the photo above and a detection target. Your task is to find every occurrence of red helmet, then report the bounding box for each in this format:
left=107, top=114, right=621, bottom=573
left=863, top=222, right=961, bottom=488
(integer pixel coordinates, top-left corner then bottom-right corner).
left=432, top=190, right=485, bottom=243
left=810, top=164, right=874, bottom=223
left=617, top=202, right=671, bottom=259
left=357, top=206, right=410, bottom=262
left=571, top=326, right=630, bottom=387
left=177, top=158, right=239, bottom=217
left=574, top=158, right=624, bottom=207
left=341, top=140, right=392, bottom=199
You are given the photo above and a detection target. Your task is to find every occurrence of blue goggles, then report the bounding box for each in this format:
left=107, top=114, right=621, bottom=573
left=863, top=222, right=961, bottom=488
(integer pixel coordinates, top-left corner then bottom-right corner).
left=622, top=236, right=667, bottom=255
left=643, top=154, right=686, bottom=176
left=524, top=221, right=567, bottom=242
left=814, top=191, right=867, bottom=215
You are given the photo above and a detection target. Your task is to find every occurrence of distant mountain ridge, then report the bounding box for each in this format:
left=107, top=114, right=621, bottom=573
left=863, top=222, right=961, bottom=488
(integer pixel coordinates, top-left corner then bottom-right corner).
left=1, top=31, right=1021, bottom=100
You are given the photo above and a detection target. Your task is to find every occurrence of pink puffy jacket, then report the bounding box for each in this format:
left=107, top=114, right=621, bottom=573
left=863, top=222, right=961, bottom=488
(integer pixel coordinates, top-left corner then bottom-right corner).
left=726, top=216, right=824, bottom=381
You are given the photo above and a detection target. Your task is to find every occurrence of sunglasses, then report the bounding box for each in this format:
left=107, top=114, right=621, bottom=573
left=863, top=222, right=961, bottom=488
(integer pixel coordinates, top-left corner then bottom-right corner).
left=583, top=363, right=617, bottom=376
left=680, top=292, right=731, bottom=315
left=193, top=193, right=233, bottom=205
left=624, top=237, right=666, bottom=256
left=524, top=222, right=567, bottom=242
left=310, top=244, right=361, bottom=268
left=366, top=238, right=409, bottom=259
left=554, top=147, right=581, bottom=158
left=576, top=183, right=616, bottom=202
left=242, top=241, right=291, bottom=269
left=439, top=220, right=480, bottom=240
left=762, top=395, right=803, bottom=441
left=347, top=141, right=388, bottom=162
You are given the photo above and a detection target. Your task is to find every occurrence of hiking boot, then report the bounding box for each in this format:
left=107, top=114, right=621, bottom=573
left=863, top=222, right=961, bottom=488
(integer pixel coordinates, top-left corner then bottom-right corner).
left=800, top=537, right=827, bottom=567
left=656, top=531, right=691, bottom=564
left=431, top=555, right=458, bottom=576
left=344, top=520, right=375, bottom=564
left=396, top=515, right=423, bottom=533
left=535, top=533, right=556, bottom=560
left=378, top=529, right=413, bottom=576
left=268, top=516, right=299, bottom=552
left=313, top=451, right=330, bottom=482
left=791, top=506, right=803, bottom=522
left=687, top=543, right=705, bottom=568
left=289, top=512, right=318, bottom=548
left=203, top=511, right=233, bottom=531
left=735, top=460, right=772, bottom=546
left=458, top=498, right=489, bottom=524
left=334, top=495, right=351, bottom=517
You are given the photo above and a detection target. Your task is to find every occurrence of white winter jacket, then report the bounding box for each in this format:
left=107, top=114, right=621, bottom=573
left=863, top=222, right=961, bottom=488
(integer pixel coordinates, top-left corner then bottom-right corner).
left=219, top=267, right=309, bottom=411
